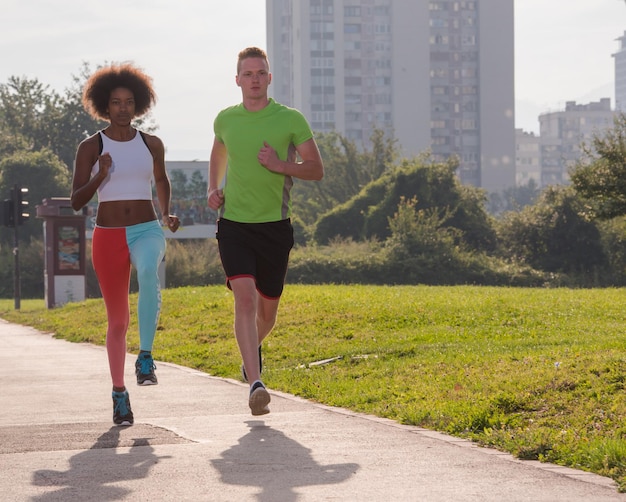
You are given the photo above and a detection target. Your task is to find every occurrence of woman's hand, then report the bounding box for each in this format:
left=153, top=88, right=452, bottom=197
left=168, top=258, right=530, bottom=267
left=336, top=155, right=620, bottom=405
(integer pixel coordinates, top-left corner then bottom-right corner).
left=162, top=214, right=180, bottom=232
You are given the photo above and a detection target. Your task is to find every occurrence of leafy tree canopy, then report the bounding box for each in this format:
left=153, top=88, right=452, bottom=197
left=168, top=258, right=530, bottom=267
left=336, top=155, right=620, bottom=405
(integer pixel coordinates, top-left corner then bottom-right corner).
left=496, top=185, right=606, bottom=273
left=0, top=149, right=71, bottom=243
left=0, top=62, right=157, bottom=174
left=570, top=114, right=626, bottom=220
left=313, top=154, right=496, bottom=252
left=291, top=127, right=399, bottom=225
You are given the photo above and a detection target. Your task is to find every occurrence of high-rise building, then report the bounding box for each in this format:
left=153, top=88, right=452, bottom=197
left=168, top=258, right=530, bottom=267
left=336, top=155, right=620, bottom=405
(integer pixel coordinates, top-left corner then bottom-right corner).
left=613, top=31, right=626, bottom=112
left=266, top=0, right=515, bottom=192
left=539, top=99, right=615, bottom=186
left=515, top=129, right=541, bottom=187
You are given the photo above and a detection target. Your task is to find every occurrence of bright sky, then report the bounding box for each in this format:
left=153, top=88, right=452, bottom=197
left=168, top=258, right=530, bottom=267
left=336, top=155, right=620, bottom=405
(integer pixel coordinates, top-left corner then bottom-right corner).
left=1, top=0, right=625, bottom=160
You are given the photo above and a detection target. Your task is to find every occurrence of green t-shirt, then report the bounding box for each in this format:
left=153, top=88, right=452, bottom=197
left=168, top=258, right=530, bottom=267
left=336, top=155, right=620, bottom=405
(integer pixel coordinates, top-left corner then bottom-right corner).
left=213, top=98, right=313, bottom=223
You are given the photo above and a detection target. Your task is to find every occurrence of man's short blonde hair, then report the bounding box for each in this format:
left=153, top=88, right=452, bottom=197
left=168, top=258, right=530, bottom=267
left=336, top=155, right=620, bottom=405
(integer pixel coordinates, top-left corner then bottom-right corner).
left=237, top=47, right=269, bottom=74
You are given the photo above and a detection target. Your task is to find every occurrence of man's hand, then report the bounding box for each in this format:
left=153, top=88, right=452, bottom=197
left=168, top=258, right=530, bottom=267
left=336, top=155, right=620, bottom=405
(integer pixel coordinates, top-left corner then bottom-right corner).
left=208, top=188, right=224, bottom=210
left=257, top=141, right=282, bottom=173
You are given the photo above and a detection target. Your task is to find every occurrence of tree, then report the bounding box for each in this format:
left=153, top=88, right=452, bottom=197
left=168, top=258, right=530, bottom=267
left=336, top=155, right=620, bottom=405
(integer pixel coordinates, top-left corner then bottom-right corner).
left=0, top=149, right=72, bottom=243
left=487, top=179, right=540, bottom=216
left=291, top=128, right=399, bottom=225
left=169, top=170, right=189, bottom=200
left=570, top=114, right=626, bottom=219
left=496, top=186, right=606, bottom=274
left=188, top=170, right=208, bottom=199
left=0, top=62, right=157, bottom=174
left=313, top=154, right=497, bottom=252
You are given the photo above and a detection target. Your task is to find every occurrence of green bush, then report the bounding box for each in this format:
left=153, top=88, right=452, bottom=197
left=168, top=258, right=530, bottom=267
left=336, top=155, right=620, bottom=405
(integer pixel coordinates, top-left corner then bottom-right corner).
left=163, top=239, right=224, bottom=288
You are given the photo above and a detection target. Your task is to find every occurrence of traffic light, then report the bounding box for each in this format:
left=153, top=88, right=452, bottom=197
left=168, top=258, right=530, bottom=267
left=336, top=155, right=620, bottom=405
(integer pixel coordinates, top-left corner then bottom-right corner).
left=15, top=186, right=29, bottom=225
left=2, top=199, right=14, bottom=227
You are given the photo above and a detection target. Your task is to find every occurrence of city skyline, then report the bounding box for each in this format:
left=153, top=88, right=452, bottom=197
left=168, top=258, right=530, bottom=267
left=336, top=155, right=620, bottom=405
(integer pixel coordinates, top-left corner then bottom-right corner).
left=1, top=0, right=624, bottom=160
left=267, top=0, right=515, bottom=191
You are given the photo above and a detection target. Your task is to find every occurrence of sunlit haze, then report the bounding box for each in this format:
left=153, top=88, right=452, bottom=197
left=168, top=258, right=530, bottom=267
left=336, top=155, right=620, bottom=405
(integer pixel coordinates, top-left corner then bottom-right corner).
left=1, top=0, right=625, bottom=159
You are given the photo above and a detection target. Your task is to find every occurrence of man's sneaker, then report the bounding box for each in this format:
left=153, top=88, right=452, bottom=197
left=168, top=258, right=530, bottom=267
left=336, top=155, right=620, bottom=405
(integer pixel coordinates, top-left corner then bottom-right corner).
left=249, top=380, right=270, bottom=416
left=241, top=345, right=263, bottom=383
left=112, top=390, right=134, bottom=426
left=135, top=352, right=158, bottom=385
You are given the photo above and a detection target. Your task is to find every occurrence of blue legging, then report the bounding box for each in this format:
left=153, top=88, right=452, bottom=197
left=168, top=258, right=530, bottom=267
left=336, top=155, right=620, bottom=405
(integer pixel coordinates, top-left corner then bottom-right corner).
left=92, top=220, right=166, bottom=387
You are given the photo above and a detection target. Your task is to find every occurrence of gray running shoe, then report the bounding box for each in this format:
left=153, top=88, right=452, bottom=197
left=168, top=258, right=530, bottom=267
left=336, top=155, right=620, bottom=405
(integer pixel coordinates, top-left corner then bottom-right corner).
left=249, top=381, right=270, bottom=416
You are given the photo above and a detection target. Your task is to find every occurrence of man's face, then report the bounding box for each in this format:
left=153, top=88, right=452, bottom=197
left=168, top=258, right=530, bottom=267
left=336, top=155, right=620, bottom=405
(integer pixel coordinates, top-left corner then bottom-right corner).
left=236, top=57, right=271, bottom=99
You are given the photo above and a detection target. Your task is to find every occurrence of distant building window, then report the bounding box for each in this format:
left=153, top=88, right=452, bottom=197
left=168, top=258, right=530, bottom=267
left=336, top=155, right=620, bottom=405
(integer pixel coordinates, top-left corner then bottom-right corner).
left=462, top=36, right=476, bottom=46
left=430, top=19, right=448, bottom=28
left=429, top=2, right=448, bottom=11
left=462, top=119, right=477, bottom=130
left=344, top=24, right=361, bottom=34
left=375, top=94, right=392, bottom=104
left=430, top=34, right=449, bottom=45
left=431, top=68, right=448, bottom=78
left=345, top=6, right=361, bottom=16
left=311, top=21, right=334, bottom=33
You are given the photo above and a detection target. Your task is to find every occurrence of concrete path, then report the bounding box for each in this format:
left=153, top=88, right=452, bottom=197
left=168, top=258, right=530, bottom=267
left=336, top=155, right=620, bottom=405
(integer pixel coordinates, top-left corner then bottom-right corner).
left=1, top=319, right=624, bottom=501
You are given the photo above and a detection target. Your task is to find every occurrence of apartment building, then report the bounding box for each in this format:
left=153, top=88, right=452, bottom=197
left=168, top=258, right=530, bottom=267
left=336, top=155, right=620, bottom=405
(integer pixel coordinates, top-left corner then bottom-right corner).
left=539, top=99, right=615, bottom=186
left=613, top=31, right=626, bottom=112
left=515, top=129, right=541, bottom=187
left=266, top=0, right=515, bottom=192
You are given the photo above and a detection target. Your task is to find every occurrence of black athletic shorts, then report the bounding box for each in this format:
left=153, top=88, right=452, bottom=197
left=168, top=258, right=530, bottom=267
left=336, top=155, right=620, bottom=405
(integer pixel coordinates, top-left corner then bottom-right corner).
left=216, top=218, right=294, bottom=299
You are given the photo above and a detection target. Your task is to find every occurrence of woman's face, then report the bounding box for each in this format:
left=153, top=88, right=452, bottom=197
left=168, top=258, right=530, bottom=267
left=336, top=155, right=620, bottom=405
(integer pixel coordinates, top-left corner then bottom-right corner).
left=107, top=87, right=135, bottom=125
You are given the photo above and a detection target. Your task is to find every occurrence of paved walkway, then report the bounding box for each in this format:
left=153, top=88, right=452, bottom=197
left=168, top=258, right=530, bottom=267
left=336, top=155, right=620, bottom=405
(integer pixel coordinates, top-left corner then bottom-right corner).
left=1, top=319, right=625, bottom=501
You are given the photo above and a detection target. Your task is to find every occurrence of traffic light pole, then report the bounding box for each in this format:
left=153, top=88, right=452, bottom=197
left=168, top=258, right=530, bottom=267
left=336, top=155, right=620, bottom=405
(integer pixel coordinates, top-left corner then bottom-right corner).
left=12, top=184, right=20, bottom=310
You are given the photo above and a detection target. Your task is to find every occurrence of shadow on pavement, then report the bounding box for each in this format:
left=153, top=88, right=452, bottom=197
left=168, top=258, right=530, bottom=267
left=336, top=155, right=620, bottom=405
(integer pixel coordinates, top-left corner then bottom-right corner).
left=31, top=426, right=170, bottom=501
left=212, top=420, right=359, bottom=502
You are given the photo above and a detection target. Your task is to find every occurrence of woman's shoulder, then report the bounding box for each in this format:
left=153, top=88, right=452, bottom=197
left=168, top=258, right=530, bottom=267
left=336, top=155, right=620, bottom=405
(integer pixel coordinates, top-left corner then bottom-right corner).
left=77, top=131, right=102, bottom=154
left=137, top=130, right=164, bottom=152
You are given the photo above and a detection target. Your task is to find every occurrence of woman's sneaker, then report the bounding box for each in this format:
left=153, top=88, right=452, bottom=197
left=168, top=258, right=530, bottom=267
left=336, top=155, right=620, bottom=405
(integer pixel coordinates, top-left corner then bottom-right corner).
left=135, top=352, right=158, bottom=385
left=249, top=380, right=270, bottom=416
left=112, top=390, right=134, bottom=426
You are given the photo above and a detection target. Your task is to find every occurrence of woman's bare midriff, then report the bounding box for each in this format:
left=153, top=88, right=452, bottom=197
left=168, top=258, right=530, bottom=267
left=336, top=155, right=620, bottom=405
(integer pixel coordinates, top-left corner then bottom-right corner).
left=96, top=200, right=158, bottom=227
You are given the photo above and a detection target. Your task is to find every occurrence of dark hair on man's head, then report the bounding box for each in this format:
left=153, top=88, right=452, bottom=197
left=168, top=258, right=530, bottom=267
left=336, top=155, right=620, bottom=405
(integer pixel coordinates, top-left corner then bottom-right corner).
left=82, top=62, right=156, bottom=120
left=237, top=47, right=269, bottom=74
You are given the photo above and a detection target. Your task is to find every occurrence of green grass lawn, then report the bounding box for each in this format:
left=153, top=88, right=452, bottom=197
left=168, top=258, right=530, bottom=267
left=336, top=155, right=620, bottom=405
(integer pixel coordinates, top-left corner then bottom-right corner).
left=2, top=284, right=626, bottom=490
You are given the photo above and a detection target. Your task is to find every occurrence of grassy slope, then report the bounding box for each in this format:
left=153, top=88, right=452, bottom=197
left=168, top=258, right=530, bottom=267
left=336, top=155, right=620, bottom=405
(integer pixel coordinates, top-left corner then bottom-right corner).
left=2, top=284, right=626, bottom=490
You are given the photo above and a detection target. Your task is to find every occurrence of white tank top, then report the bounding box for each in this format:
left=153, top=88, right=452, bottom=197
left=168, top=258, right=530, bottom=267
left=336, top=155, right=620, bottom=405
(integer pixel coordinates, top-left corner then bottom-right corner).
left=92, top=130, right=154, bottom=202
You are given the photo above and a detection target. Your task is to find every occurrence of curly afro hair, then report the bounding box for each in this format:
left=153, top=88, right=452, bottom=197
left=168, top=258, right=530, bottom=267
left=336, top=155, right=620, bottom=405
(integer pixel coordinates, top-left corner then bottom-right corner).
left=82, top=62, right=157, bottom=120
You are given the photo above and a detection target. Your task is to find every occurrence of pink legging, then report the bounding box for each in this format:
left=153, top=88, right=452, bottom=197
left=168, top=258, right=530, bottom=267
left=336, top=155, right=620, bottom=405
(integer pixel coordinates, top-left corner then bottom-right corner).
left=92, top=220, right=166, bottom=388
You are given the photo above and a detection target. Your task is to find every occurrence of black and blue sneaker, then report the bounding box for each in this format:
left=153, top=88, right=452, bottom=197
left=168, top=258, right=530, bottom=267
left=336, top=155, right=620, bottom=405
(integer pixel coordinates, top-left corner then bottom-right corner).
left=112, top=390, right=134, bottom=426
left=249, top=380, right=270, bottom=416
left=241, top=345, right=263, bottom=383
left=135, top=352, right=158, bottom=385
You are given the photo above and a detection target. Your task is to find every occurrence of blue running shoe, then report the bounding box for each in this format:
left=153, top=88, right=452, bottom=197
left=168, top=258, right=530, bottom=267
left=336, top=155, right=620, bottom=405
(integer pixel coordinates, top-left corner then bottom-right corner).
left=135, top=352, right=158, bottom=385
left=112, top=390, right=134, bottom=426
